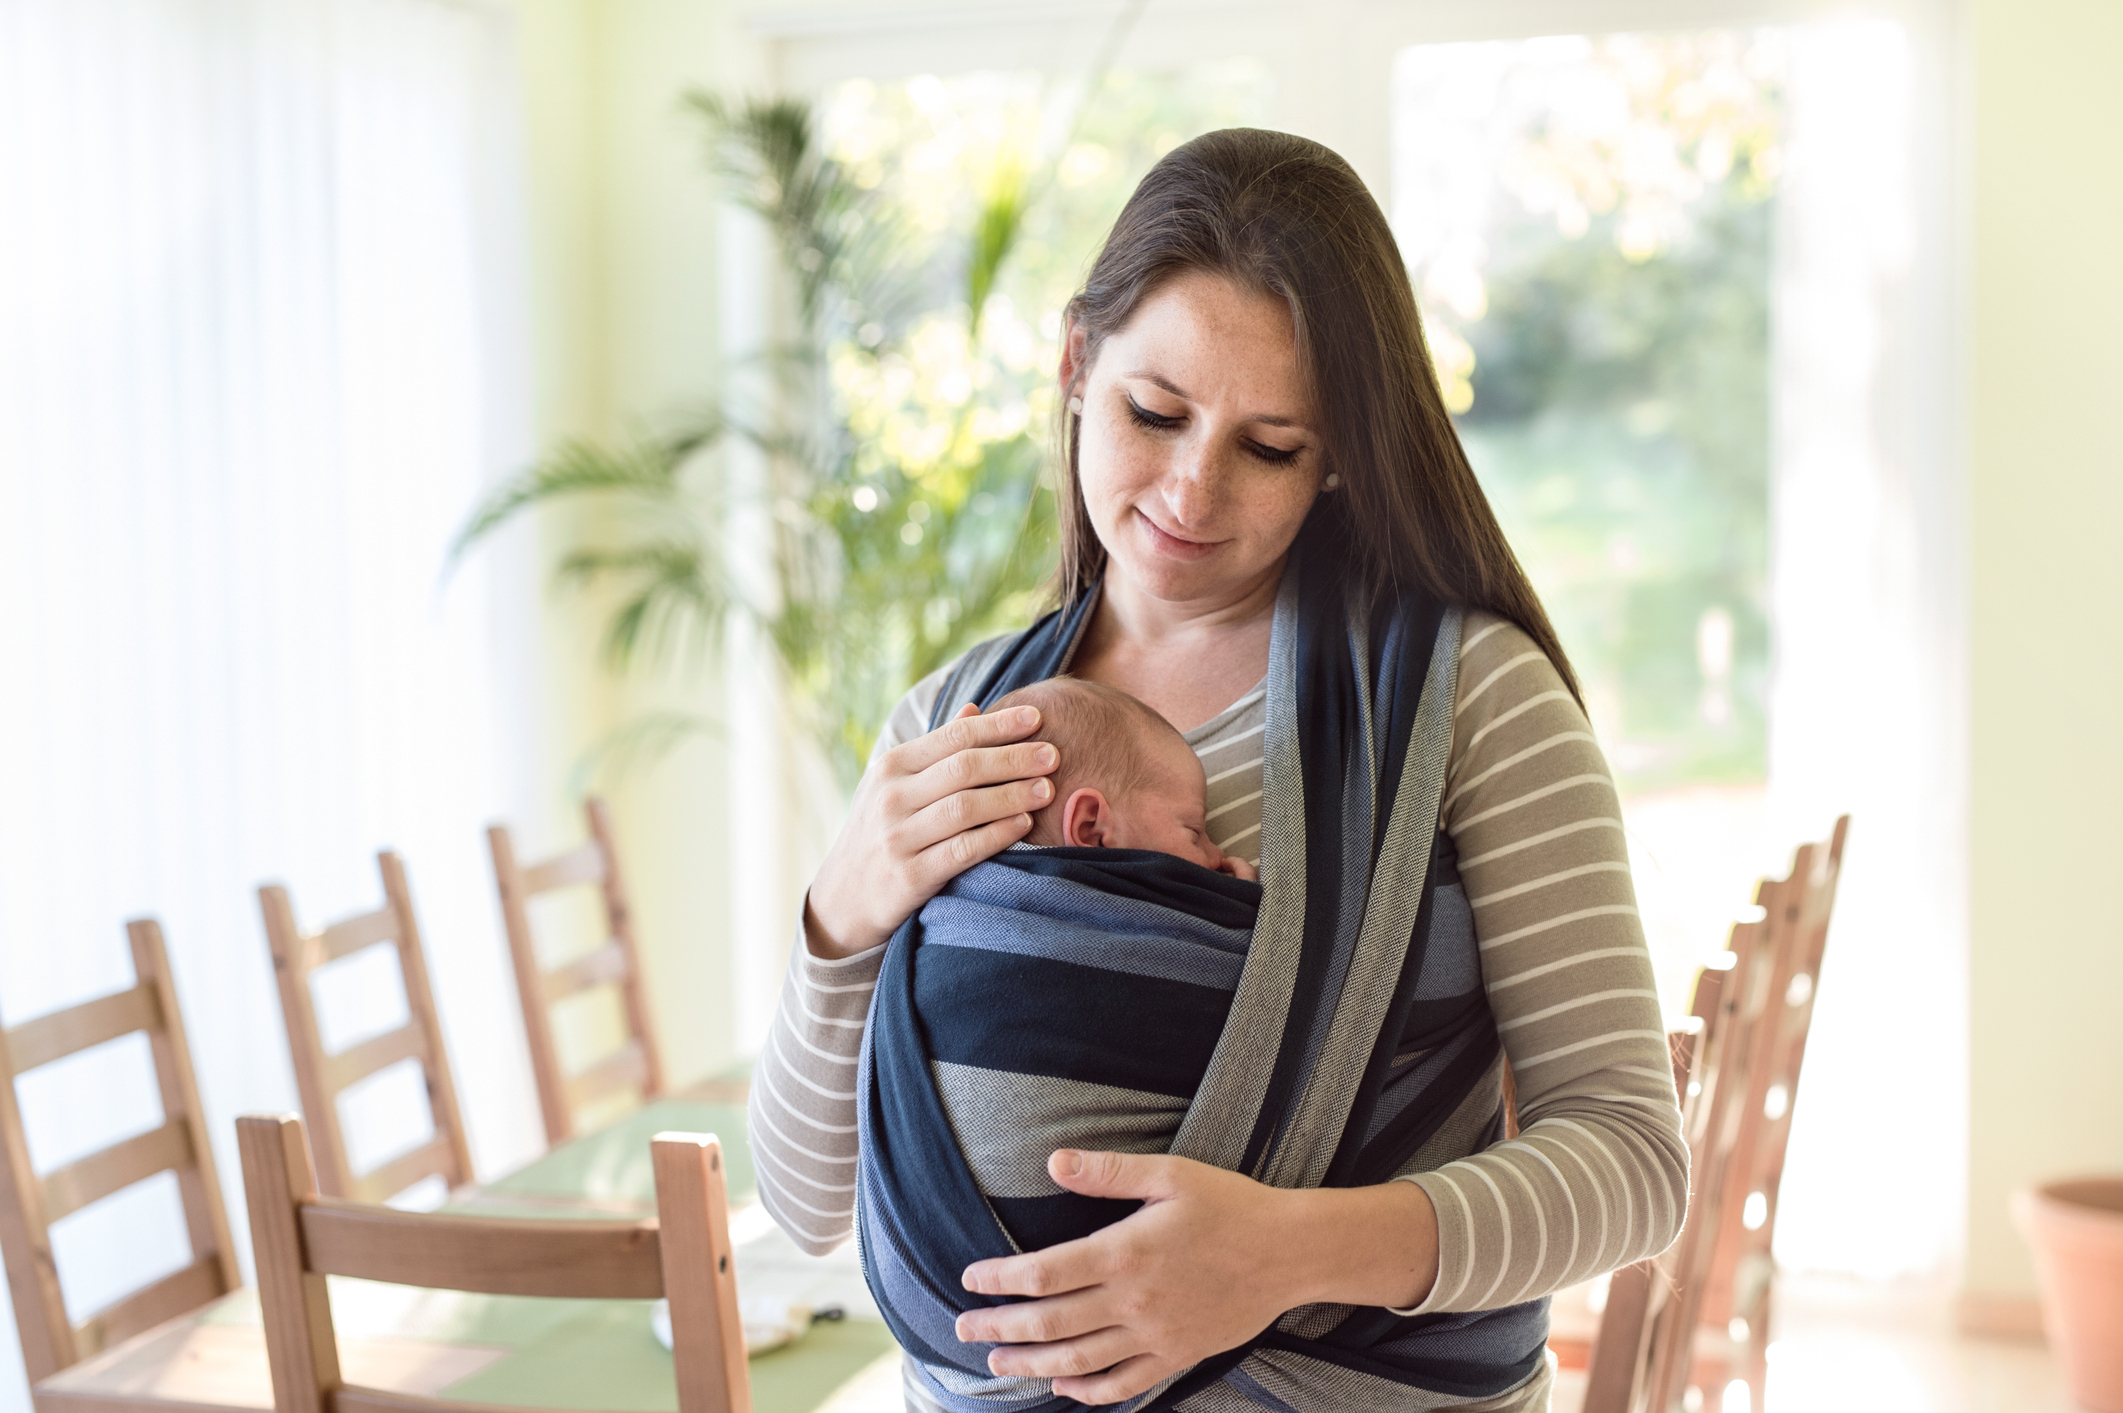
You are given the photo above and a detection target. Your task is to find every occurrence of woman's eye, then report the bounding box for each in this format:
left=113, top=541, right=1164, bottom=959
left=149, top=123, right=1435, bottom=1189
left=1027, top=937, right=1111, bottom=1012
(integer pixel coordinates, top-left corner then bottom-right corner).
left=1244, top=439, right=1303, bottom=466
left=1125, top=395, right=1183, bottom=431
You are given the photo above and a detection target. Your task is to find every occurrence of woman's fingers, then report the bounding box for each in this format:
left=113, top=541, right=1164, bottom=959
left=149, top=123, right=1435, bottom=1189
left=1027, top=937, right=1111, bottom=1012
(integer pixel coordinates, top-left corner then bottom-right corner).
left=1047, top=1148, right=1183, bottom=1202
left=907, top=811, right=1035, bottom=889
left=1052, top=1353, right=1184, bottom=1405
left=983, top=1322, right=1144, bottom=1379
left=956, top=1289, right=1113, bottom=1353
left=901, top=771, right=1053, bottom=855
left=961, top=1230, right=1106, bottom=1304
left=895, top=738, right=1059, bottom=822
left=892, top=702, right=1042, bottom=775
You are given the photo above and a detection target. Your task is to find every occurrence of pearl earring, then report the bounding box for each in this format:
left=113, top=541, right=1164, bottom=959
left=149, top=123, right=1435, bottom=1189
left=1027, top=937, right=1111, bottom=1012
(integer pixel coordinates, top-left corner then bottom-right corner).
left=1067, top=396, right=1083, bottom=415
left=1323, top=473, right=1342, bottom=490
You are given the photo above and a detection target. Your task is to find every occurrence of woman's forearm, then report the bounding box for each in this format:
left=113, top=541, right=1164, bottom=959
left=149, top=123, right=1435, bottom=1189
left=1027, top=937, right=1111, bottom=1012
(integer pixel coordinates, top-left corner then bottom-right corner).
left=1277, top=1179, right=1440, bottom=1312
left=748, top=917, right=881, bottom=1255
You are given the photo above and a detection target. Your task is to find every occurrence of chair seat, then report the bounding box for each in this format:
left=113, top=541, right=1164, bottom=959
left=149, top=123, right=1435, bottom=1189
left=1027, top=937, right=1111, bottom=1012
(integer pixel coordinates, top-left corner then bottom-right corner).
left=31, top=1293, right=503, bottom=1413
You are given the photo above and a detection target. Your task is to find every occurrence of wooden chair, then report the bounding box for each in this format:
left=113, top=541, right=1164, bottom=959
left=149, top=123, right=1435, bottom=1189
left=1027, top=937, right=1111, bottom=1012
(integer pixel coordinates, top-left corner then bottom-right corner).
left=1690, top=815, right=1850, bottom=1407
left=1564, top=815, right=1850, bottom=1413
left=0, top=920, right=241, bottom=1383
left=487, top=798, right=663, bottom=1145
left=258, top=852, right=474, bottom=1202
left=238, top=1113, right=751, bottom=1413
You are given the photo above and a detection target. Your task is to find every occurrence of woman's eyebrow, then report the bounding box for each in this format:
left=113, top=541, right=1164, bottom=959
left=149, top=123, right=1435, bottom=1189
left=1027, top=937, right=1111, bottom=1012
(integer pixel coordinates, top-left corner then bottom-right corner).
left=1122, top=370, right=1307, bottom=430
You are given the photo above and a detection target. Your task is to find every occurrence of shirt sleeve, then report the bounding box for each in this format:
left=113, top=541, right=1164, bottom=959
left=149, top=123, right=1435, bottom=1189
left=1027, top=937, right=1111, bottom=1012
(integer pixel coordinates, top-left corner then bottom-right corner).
left=747, top=659, right=956, bottom=1253
left=1396, top=612, right=1690, bottom=1312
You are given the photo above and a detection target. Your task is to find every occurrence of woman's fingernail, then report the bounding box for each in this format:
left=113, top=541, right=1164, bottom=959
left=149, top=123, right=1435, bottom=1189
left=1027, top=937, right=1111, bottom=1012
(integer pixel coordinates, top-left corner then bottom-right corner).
left=1033, top=778, right=1052, bottom=801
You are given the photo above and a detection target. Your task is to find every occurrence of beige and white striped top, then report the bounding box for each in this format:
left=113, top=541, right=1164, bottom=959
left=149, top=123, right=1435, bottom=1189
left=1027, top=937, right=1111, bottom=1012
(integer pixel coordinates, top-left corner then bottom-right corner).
left=749, top=610, right=1686, bottom=1326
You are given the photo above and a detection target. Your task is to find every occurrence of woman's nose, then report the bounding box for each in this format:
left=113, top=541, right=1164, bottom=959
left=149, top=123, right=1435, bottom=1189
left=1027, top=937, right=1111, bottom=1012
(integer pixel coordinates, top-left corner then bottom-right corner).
left=1159, top=439, right=1225, bottom=526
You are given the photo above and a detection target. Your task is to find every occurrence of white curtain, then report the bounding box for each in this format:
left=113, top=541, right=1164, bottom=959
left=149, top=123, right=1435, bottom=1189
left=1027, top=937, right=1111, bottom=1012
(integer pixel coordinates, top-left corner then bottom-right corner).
left=0, top=0, right=544, bottom=1402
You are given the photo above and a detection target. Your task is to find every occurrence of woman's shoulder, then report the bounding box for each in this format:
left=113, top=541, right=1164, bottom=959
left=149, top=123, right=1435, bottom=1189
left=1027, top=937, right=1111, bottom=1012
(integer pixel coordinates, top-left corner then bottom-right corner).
left=1446, top=608, right=1595, bottom=781
left=1453, top=609, right=1575, bottom=719
left=868, top=631, right=1027, bottom=767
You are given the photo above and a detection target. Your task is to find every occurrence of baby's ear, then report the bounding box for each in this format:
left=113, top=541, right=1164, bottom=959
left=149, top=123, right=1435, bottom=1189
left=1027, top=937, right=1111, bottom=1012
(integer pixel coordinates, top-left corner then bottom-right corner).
left=1060, top=787, right=1112, bottom=847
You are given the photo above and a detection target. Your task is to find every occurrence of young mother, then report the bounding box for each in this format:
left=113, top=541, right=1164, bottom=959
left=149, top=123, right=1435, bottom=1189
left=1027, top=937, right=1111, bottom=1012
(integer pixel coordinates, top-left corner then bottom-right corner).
left=751, top=129, right=1686, bottom=1412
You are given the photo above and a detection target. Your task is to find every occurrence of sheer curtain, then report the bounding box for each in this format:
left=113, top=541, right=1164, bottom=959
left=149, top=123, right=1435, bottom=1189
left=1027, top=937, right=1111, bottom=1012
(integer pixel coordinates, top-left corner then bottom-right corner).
left=0, top=0, right=543, bottom=1401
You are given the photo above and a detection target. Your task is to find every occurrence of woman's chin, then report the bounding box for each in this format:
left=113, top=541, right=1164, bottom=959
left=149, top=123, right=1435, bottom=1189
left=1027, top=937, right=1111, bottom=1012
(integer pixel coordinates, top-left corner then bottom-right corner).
left=1110, top=548, right=1249, bottom=605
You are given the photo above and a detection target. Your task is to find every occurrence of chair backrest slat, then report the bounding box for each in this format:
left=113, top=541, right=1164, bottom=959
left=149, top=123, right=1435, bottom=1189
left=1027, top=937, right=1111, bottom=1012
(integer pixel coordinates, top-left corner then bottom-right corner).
left=4, top=986, right=159, bottom=1073
left=41, top=1119, right=194, bottom=1223
left=240, top=1113, right=751, bottom=1413
left=316, top=906, right=400, bottom=966
left=298, top=1199, right=663, bottom=1298
left=488, top=797, right=664, bottom=1146
left=259, top=852, right=474, bottom=1202
left=73, top=1252, right=227, bottom=1360
left=522, top=841, right=605, bottom=895
left=0, top=919, right=240, bottom=1382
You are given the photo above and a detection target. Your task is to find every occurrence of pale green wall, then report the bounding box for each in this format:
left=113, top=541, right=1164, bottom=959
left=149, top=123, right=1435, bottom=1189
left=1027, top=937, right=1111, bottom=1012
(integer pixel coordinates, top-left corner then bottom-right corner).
left=507, top=0, right=767, bottom=1086
left=1965, top=0, right=2123, bottom=1298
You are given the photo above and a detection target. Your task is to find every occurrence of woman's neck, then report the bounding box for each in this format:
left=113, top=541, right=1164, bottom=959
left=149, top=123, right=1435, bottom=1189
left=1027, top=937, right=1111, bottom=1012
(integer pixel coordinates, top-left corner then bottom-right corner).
left=1069, top=561, right=1281, bottom=732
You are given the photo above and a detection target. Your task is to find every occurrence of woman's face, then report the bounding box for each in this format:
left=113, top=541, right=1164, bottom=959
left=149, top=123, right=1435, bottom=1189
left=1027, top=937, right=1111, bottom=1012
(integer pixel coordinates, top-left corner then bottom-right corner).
left=1063, top=270, right=1324, bottom=607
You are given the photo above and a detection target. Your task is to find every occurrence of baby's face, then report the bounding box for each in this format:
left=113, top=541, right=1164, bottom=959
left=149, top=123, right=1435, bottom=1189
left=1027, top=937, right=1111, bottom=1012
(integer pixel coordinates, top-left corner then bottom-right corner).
left=1101, top=734, right=1234, bottom=874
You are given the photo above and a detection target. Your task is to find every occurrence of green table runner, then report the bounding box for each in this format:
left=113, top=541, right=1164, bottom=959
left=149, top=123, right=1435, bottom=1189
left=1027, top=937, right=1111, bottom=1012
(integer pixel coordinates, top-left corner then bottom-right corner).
left=437, top=1298, right=897, bottom=1413
left=453, top=1099, right=757, bottom=1218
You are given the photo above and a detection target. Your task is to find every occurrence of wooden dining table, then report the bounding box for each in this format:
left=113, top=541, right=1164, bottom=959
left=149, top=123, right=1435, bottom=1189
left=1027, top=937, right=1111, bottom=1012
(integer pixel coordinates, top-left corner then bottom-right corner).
left=32, top=1089, right=903, bottom=1413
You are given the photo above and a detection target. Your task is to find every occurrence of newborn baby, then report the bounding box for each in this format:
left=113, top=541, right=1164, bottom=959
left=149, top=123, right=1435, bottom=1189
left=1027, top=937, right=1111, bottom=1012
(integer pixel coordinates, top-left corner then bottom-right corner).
left=989, top=676, right=1257, bottom=881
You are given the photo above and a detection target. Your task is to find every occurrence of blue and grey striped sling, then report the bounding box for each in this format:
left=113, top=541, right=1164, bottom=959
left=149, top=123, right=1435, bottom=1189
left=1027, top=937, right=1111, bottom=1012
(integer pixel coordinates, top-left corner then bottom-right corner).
left=856, top=543, right=1549, bottom=1411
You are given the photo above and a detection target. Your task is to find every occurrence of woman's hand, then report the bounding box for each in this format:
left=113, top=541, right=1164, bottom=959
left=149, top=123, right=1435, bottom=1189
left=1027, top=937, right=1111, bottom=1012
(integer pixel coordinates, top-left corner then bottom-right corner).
left=804, top=703, right=1059, bottom=959
left=954, top=1150, right=1441, bottom=1403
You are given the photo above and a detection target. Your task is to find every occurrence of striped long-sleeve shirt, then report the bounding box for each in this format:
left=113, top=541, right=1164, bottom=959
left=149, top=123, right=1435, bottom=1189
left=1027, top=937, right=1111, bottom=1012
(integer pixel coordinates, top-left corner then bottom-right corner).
left=749, top=610, right=1686, bottom=1318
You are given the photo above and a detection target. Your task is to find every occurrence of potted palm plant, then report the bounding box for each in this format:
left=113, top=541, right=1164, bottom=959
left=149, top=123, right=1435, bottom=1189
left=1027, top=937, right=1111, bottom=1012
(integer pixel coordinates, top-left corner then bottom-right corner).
left=453, top=94, right=1059, bottom=790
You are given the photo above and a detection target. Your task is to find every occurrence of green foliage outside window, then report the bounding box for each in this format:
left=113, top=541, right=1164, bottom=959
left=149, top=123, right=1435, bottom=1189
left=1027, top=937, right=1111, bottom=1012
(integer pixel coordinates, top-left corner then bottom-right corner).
left=1400, top=32, right=1787, bottom=792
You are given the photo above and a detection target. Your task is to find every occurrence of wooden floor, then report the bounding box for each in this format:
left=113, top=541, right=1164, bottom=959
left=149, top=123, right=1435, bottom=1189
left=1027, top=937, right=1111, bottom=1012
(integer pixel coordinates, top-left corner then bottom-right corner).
left=1555, top=1272, right=2072, bottom=1413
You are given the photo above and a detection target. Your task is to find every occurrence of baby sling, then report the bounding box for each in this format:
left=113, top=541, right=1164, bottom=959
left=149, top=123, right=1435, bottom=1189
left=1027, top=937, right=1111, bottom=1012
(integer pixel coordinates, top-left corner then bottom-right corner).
left=856, top=545, right=1550, bottom=1412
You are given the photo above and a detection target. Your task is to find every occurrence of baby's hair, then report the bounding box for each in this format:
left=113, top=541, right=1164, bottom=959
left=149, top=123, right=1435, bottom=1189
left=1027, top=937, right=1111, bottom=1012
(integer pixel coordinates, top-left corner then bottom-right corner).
left=988, top=676, right=1190, bottom=846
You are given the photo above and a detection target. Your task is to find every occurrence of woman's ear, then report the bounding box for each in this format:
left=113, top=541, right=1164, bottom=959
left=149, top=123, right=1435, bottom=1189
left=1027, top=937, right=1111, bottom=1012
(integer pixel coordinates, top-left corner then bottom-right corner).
left=1060, top=787, right=1113, bottom=847
left=1056, top=317, right=1089, bottom=400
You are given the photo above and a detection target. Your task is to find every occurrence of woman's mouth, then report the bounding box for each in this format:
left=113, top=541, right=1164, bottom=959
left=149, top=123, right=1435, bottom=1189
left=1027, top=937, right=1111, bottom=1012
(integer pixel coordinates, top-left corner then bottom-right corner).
left=1135, top=508, right=1223, bottom=561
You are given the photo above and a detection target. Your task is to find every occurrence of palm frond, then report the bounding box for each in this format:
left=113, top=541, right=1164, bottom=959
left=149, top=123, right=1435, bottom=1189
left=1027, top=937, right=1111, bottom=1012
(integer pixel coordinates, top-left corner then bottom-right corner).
left=556, top=540, right=727, bottom=669
left=967, top=157, right=1030, bottom=335
left=568, top=711, right=723, bottom=793
left=449, top=433, right=708, bottom=567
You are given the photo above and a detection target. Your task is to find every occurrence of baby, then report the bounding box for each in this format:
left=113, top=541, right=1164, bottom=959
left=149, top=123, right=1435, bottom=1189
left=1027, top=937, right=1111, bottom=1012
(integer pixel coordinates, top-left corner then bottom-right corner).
left=989, top=676, right=1257, bottom=881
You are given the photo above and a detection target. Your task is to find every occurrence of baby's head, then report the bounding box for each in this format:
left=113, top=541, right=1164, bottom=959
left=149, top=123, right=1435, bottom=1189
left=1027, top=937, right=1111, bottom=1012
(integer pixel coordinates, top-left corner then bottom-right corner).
left=989, top=677, right=1251, bottom=879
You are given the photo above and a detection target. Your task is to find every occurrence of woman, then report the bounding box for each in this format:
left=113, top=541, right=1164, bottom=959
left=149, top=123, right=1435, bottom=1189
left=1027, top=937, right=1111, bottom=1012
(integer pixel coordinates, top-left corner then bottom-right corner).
left=751, top=129, right=1686, bottom=1412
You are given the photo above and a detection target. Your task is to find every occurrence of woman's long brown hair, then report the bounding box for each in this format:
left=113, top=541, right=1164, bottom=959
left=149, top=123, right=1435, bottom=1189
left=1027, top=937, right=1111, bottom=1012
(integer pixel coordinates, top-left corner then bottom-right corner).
left=1056, top=127, right=1583, bottom=706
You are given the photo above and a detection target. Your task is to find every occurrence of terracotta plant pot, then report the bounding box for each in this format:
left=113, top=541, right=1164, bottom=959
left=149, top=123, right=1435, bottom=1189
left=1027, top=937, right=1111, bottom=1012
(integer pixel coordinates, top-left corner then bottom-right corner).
left=2014, top=1176, right=2123, bottom=1412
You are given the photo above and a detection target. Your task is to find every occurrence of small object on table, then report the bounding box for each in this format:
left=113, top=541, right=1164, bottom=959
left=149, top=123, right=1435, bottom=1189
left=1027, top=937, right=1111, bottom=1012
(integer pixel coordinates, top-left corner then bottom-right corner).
left=653, top=1296, right=827, bottom=1356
